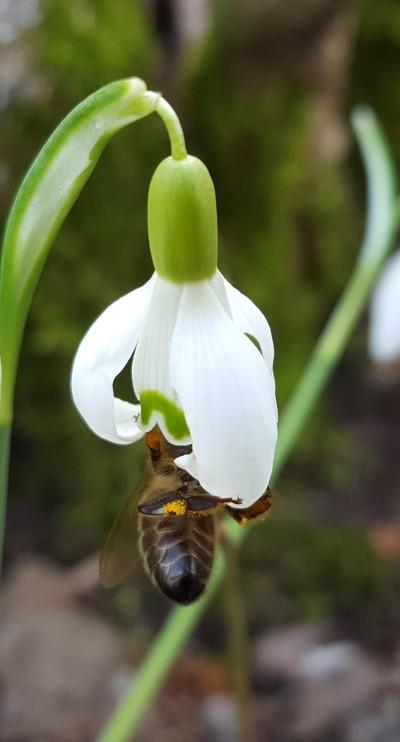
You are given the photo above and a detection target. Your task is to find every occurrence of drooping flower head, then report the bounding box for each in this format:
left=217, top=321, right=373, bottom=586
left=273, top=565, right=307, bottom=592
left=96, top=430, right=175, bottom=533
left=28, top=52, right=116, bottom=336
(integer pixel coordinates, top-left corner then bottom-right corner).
left=71, top=96, right=278, bottom=509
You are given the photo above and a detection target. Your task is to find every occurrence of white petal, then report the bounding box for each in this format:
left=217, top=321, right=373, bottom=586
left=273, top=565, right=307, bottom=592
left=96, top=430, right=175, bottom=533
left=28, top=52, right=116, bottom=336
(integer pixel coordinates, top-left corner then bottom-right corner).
left=221, top=273, right=277, bottom=419
left=222, top=274, right=274, bottom=368
left=209, top=270, right=231, bottom=316
left=132, top=275, right=190, bottom=443
left=369, top=251, right=400, bottom=362
left=170, top=281, right=278, bottom=507
left=71, top=277, right=154, bottom=444
left=114, top=398, right=141, bottom=439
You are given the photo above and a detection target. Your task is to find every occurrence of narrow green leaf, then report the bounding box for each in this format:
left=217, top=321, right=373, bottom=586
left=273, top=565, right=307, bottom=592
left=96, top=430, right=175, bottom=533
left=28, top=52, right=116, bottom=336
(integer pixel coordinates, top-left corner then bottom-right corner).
left=352, top=106, right=397, bottom=267
left=0, top=77, right=157, bottom=425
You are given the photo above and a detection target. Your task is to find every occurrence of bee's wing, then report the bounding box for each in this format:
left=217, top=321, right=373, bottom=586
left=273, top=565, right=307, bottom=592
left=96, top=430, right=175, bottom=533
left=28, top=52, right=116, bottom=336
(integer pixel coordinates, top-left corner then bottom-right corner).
left=99, top=477, right=149, bottom=589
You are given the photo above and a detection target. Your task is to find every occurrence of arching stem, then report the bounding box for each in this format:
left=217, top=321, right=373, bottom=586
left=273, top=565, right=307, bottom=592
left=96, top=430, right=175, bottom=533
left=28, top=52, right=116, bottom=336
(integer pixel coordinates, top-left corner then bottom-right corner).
left=145, top=92, right=188, bottom=160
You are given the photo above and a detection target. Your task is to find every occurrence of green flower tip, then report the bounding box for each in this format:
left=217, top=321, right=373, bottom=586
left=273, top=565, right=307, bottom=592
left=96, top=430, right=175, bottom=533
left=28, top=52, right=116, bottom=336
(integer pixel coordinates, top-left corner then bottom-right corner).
left=147, top=155, right=218, bottom=283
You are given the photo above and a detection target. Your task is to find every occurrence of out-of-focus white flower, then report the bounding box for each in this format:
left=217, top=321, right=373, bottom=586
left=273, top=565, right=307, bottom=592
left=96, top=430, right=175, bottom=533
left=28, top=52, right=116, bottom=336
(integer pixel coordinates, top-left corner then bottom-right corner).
left=369, top=251, right=400, bottom=364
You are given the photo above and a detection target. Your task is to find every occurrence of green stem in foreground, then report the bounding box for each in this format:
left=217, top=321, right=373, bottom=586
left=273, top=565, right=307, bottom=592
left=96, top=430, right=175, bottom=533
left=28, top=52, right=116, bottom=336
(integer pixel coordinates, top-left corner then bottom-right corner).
left=98, top=108, right=397, bottom=742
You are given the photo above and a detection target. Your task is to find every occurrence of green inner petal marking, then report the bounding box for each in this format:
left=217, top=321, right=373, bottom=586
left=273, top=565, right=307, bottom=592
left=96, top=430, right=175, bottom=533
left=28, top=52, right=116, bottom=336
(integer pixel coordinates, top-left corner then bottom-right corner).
left=140, top=391, right=190, bottom=440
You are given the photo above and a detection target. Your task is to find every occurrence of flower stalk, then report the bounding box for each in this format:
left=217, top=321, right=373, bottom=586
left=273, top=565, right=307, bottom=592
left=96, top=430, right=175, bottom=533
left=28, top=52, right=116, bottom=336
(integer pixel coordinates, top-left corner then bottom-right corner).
left=150, top=93, right=188, bottom=160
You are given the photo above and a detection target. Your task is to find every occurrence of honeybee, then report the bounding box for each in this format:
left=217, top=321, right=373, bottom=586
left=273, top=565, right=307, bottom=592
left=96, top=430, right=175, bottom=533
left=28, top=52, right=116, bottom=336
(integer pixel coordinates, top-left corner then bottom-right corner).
left=100, top=427, right=272, bottom=605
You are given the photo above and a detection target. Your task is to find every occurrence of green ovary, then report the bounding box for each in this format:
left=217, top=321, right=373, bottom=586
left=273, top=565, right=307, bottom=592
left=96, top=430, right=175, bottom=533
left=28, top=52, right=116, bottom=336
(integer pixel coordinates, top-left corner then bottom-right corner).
left=140, top=391, right=190, bottom=440
left=147, top=156, right=218, bottom=282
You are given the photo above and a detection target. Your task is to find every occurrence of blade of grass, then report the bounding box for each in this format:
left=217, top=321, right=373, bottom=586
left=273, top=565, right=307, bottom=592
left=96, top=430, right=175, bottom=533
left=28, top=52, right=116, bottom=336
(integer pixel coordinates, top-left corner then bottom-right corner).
left=97, top=107, right=398, bottom=742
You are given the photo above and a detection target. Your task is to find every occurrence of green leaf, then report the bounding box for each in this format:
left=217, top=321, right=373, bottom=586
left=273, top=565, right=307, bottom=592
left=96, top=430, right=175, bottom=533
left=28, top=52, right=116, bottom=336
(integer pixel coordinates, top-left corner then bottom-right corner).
left=0, top=77, right=157, bottom=424
left=351, top=105, right=397, bottom=266
left=147, top=155, right=218, bottom=282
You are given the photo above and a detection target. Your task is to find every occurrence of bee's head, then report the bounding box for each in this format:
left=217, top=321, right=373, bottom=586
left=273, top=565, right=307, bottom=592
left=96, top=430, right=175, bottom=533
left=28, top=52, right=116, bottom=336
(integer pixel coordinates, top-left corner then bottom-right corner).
left=145, top=427, right=192, bottom=467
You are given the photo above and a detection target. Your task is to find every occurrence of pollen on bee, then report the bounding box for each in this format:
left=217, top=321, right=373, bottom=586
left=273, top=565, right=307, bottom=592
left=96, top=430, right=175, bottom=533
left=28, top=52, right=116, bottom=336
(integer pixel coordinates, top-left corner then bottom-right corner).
left=163, top=500, right=187, bottom=517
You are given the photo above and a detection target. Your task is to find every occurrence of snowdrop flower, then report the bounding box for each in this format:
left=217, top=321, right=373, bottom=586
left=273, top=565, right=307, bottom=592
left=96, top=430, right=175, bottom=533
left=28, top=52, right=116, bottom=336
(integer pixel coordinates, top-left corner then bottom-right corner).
left=369, top=251, right=400, bottom=365
left=71, top=147, right=278, bottom=508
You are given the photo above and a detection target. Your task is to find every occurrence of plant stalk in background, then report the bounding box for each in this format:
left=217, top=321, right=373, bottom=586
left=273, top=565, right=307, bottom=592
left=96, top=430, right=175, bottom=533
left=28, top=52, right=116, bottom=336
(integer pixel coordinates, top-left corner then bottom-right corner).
left=222, top=529, right=255, bottom=742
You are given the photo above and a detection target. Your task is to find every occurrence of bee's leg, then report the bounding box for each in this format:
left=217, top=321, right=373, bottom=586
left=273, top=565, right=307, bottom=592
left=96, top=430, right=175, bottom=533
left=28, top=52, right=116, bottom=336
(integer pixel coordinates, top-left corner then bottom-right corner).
left=225, top=487, right=272, bottom=526
left=185, top=493, right=245, bottom=515
left=138, top=490, right=188, bottom=517
left=218, top=496, right=243, bottom=506
left=185, top=493, right=224, bottom=516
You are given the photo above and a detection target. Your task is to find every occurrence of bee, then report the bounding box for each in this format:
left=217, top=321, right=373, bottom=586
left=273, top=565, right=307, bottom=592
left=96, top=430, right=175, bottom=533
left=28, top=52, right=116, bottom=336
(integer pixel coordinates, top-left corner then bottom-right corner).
left=100, top=427, right=272, bottom=605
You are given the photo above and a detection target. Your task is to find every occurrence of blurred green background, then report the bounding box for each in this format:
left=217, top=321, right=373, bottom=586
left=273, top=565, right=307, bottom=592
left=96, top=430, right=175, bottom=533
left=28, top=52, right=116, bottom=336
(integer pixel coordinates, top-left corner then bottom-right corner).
left=2, top=1, right=400, bottom=740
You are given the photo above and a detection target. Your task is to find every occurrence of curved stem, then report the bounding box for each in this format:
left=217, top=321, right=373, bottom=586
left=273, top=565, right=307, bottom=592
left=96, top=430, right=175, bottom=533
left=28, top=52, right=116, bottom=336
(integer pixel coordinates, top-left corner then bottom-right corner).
left=145, top=92, right=187, bottom=160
